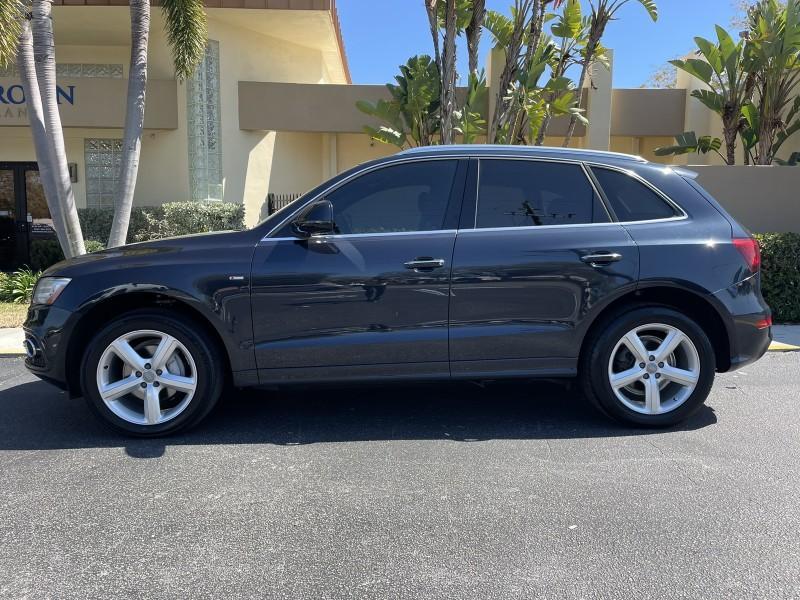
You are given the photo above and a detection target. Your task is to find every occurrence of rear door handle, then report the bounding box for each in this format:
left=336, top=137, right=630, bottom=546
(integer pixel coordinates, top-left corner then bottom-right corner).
left=580, top=252, right=622, bottom=266
left=404, top=257, right=446, bottom=270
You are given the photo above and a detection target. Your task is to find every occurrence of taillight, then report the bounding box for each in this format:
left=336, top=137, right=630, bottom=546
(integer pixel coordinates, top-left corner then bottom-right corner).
left=755, top=316, right=772, bottom=330
left=733, top=237, right=761, bottom=272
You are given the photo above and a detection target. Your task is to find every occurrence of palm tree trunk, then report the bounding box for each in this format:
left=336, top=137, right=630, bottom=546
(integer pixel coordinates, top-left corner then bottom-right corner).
left=523, top=0, right=544, bottom=73
left=535, top=114, right=551, bottom=146
left=466, top=0, right=485, bottom=77
left=563, top=36, right=598, bottom=148
left=424, top=0, right=442, bottom=78
left=488, top=0, right=533, bottom=143
left=108, top=0, right=149, bottom=248
left=440, top=0, right=457, bottom=144
left=16, top=17, right=70, bottom=254
left=723, top=122, right=737, bottom=165
left=31, top=0, right=84, bottom=257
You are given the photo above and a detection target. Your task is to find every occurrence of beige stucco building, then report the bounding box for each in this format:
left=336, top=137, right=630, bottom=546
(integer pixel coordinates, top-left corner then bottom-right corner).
left=0, top=0, right=798, bottom=250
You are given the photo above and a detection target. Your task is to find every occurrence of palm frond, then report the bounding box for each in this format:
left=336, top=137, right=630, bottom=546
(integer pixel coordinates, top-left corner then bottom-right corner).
left=160, top=0, right=208, bottom=80
left=0, top=0, right=25, bottom=68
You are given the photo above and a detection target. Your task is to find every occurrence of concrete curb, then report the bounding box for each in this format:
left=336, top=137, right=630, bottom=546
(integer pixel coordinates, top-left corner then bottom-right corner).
left=769, top=341, right=800, bottom=352
left=0, top=328, right=24, bottom=357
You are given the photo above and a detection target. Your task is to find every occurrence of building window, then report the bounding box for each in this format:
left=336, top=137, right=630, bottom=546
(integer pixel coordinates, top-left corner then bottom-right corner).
left=84, top=138, right=123, bottom=209
left=187, top=40, right=222, bottom=201
left=0, top=64, right=124, bottom=78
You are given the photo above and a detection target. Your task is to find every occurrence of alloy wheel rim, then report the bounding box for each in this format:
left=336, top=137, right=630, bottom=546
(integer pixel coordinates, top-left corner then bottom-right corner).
left=607, top=323, right=700, bottom=416
left=96, top=330, right=198, bottom=426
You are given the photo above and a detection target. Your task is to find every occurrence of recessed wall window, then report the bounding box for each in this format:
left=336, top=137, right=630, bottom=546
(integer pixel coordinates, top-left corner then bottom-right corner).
left=0, top=64, right=124, bottom=78
left=84, top=138, right=123, bottom=209
left=187, top=40, right=222, bottom=201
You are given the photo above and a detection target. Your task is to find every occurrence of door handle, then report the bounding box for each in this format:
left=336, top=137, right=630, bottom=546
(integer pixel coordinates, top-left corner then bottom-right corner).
left=580, top=252, right=622, bottom=266
left=404, top=257, right=446, bottom=270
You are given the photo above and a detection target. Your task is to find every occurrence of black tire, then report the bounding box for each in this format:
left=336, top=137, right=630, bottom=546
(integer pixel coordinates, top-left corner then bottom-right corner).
left=80, top=309, right=225, bottom=437
left=580, top=306, right=716, bottom=427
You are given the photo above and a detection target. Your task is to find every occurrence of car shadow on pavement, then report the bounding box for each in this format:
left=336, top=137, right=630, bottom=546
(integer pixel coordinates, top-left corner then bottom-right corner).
left=0, top=377, right=717, bottom=457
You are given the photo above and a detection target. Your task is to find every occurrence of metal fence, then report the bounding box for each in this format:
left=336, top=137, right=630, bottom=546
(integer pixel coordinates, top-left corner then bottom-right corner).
left=267, top=193, right=304, bottom=215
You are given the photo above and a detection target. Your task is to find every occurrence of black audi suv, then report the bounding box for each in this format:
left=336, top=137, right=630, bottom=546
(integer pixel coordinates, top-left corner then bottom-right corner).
left=23, top=146, right=772, bottom=435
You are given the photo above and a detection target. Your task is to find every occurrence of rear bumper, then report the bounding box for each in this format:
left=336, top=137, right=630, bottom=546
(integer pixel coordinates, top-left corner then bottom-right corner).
left=712, top=274, right=772, bottom=372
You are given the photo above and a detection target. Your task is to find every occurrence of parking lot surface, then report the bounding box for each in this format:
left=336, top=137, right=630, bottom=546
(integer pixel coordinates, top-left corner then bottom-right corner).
left=1, top=353, right=798, bottom=599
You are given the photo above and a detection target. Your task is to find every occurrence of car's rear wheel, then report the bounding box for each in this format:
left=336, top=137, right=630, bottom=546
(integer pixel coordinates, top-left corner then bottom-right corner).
left=581, top=306, right=716, bottom=427
left=80, top=310, right=224, bottom=436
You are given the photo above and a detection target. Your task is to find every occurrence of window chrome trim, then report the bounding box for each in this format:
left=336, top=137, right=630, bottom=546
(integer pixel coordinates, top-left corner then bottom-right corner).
left=456, top=215, right=688, bottom=235
left=263, top=229, right=459, bottom=242
left=261, top=155, right=465, bottom=241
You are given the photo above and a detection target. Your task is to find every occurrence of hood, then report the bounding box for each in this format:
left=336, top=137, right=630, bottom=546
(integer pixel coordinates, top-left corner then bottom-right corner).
left=43, top=230, right=255, bottom=278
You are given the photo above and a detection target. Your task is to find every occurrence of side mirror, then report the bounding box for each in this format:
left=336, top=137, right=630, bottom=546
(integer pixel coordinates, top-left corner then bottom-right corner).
left=292, top=200, right=336, bottom=237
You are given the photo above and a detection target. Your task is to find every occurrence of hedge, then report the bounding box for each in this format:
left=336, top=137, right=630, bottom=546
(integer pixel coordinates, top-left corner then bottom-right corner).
left=756, top=233, right=800, bottom=323
left=78, top=201, right=245, bottom=245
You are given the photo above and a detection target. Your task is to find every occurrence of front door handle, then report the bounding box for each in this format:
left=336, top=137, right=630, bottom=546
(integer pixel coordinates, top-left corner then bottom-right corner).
left=580, top=252, right=622, bottom=266
left=404, top=257, right=446, bottom=271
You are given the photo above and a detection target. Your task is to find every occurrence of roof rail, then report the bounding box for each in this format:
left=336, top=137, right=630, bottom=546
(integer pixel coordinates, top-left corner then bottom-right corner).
left=397, top=144, right=647, bottom=163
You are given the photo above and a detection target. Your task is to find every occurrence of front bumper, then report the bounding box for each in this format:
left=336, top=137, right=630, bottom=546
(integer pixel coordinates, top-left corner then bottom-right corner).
left=22, top=304, right=76, bottom=390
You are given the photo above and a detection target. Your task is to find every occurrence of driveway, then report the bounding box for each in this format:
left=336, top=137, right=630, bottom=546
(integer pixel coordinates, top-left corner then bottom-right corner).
left=0, top=353, right=798, bottom=599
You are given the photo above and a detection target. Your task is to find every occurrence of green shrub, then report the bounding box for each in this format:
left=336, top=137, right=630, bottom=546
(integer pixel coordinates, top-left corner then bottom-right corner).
left=0, top=268, right=40, bottom=304
left=28, top=239, right=105, bottom=271
left=78, top=201, right=245, bottom=245
left=29, top=239, right=64, bottom=272
left=78, top=207, right=150, bottom=246
left=84, top=239, right=105, bottom=253
left=756, top=233, right=800, bottom=323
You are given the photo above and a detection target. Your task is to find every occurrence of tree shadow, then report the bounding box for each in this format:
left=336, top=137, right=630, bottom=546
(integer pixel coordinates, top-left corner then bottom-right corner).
left=0, top=377, right=717, bottom=458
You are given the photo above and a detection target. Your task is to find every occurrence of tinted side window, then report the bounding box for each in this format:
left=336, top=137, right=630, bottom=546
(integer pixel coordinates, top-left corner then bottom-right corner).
left=592, top=167, right=678, bottom=222
left=476, top=160, right=609, bottom=228
left=324, top=160, right=458, bottom=234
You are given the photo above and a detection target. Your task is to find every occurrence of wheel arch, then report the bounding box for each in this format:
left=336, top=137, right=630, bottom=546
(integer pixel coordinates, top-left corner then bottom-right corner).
left=64, top=291, right=233, bottom=396
left=579, top=284, right=733, bottom=373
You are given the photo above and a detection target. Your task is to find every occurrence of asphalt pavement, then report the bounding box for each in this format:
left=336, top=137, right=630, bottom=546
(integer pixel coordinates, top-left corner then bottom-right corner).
left=0, top=353, right=798, bottom=599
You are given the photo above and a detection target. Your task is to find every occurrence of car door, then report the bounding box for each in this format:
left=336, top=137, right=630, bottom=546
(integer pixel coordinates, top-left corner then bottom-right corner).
left=250, top=158, right=467, bottom=384
left=449, top=158, right=639, bottom=378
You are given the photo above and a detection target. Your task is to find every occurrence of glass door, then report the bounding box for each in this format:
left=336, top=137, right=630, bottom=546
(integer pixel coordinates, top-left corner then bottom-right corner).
left=0, top=162, right=54, bottom=271
left=0, top=166, right=22, bottom=271
left=25, top=168, right=58, bottom=266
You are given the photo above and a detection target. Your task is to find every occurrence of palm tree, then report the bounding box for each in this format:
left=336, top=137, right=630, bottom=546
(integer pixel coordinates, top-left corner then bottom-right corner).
left=562, top=0, right=658, bottom=147
left=747, top=0, right=800, bottom=165
left=107, top=0, right=150, bottom=249
left=466, top=0, right=486, bottom=77
left=108, top=0, right=207, bottom=248
left=670, top=26, right=753, bottom=165
left=16, top=17, right=70, bottom=254
left=1, top=1, right=86, bottom=258
left=440, top=0, right=458, bottom=143
left=486, top=0, right=536, bottom=143
left=0, top=0, right=23, bottom=69
left=31, top=0, right=85, bottom=257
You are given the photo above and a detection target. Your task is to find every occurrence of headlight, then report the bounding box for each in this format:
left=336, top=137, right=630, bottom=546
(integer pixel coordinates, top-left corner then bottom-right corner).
left=32, top=277, right=71, bottom=305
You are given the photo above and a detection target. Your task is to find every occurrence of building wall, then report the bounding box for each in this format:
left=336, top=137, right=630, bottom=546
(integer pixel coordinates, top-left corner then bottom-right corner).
left=691, top=166, right=800, bottom=233
left=0, top=7, right=343, bottom=227
left=206, top=16, right=335, bottom=225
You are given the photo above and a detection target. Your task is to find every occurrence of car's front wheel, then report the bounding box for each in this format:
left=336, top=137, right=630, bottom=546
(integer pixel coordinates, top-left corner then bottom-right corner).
left=581, top=306, right=716, bottom=427
left=80, top=310, right=224, bottom=436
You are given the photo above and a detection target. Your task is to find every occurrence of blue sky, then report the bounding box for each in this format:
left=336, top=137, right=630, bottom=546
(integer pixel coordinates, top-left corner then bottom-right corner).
left=337, top=0, right=743, bottom=88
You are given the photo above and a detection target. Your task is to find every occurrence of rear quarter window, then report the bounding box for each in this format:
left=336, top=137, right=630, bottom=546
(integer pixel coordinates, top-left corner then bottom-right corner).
left=592, top=167, right=679, bottom=222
